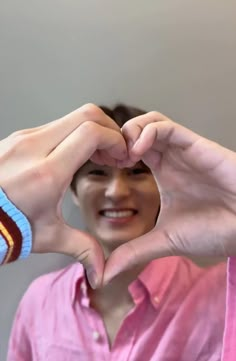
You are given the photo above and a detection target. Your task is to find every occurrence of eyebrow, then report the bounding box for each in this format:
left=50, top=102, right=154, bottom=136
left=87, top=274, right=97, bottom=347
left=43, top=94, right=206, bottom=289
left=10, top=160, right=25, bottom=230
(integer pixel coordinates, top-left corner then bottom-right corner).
left=81, top=160, right=150, bottom=172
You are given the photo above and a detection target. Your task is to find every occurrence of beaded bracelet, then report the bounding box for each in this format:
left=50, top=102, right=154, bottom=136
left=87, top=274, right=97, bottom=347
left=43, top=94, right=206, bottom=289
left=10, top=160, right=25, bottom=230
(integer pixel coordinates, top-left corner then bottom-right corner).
left=0, top=188, right=32, bottom=265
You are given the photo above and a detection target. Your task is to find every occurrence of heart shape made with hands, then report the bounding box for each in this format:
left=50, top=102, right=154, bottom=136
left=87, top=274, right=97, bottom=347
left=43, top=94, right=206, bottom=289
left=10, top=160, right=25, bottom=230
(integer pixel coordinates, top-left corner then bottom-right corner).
left=1, top=104, right=236, bottom=289
left=67, top=110, right=236, bottom=288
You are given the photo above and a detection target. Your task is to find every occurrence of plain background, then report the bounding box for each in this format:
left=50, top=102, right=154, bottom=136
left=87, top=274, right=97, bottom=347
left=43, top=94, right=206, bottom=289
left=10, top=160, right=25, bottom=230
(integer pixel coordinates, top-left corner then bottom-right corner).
left=0, top=1, right=236, bottom=360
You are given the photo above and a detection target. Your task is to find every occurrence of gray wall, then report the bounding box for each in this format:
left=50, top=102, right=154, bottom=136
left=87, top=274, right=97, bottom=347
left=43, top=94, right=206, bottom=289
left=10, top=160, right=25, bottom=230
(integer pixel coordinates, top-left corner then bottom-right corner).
left=0, top=1, right=236, bottom=360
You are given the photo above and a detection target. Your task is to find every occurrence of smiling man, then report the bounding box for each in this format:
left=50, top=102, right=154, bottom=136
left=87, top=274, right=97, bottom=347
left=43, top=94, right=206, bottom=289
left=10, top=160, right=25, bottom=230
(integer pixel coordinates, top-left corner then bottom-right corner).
left=7, top=105, right=226, bottom=361
left=71, top=160, right=159, bottom=259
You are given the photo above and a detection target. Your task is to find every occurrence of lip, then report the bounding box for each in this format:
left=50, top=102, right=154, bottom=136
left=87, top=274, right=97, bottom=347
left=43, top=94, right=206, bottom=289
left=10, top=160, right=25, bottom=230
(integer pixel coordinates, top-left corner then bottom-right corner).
left=98, top=208, right=138, bottom=225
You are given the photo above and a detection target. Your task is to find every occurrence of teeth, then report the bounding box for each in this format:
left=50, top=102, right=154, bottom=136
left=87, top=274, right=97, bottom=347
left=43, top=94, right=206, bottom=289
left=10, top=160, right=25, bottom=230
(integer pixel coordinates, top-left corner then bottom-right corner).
left=102, top=210, right=135, bottom=218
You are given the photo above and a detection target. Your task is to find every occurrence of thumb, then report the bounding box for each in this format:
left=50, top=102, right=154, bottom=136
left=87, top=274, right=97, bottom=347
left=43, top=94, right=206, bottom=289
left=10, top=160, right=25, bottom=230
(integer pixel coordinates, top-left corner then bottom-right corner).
left=103, top=229, right=172, bottom=285
left=44, top=224, right=105, bottom=289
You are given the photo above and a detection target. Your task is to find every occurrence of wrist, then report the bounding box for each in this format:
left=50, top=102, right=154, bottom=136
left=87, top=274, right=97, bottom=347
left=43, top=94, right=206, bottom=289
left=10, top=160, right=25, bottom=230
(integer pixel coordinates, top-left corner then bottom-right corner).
left=0, top=188, right=32, bottom=265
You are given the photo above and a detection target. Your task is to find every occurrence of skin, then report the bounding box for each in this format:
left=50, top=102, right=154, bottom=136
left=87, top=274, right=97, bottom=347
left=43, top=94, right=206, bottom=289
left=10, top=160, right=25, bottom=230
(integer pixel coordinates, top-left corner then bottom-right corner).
left=71, top=160, right=160, bottom=345
left=2, top=103, right=236, bottom=293
left=104, top=112, right=236, bottom=284
left=0, top=103, right=128, bottom=287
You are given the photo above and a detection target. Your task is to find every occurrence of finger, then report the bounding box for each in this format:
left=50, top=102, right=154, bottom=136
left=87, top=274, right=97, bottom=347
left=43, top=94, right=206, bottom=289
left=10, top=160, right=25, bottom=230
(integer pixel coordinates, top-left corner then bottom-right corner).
left=47, top=121, right=127, bottom=183
left=91, top=150, right=119, bottom=167
left=132, top=121, right=233, bottom=178
left=44, top=104, right=121, bottom=151
left=141, top=149, right=162, bottom=171
left=91, top=150, right=132, bottom=168
left=122, top=111, right=169, bottom=149
left=90, top=151, right=106, bottom=165
left=116, top=158, right=136, bottom=168
left=103, top=229, right=172, bottom=285
left=133, top=121, right=199, bottom=154
left=34, top=224, right=105, bottom=289
left=60, top=226, right=105, bottom=289
left=10, top=104, right=122, bottom=157
left=127, top=122, right=170, bottom=163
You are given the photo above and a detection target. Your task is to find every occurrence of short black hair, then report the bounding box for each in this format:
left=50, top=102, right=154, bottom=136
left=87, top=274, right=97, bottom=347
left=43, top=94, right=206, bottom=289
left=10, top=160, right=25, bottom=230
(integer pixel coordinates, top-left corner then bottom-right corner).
left=99, top=104, right=146, bottom=128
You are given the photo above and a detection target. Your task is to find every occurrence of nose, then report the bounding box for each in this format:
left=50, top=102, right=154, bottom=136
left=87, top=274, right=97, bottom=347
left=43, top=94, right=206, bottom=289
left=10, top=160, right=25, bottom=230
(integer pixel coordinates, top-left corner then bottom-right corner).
left=104, top=175, right=131, bottom=200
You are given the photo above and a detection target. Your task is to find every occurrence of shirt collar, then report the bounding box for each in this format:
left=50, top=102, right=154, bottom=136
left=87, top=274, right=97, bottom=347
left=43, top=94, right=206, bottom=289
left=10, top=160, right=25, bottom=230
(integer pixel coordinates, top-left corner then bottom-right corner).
left=69, top=263, right=86, bottom=305
left=70, top=256, right=191, bottom=310
left=129, top=257, right=187, bottom=309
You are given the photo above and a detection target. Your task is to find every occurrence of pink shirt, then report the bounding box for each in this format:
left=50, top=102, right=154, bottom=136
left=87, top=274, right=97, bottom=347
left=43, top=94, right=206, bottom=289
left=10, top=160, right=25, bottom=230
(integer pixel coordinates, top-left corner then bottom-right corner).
left=7, top=257, right=226, bottom=361
left=222, top=257, right=236, bottom=361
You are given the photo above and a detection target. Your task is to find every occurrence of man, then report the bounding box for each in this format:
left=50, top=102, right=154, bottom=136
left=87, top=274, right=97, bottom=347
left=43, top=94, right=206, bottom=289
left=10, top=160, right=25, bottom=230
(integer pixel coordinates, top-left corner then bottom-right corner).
left=1, top=104, right=236, bottom=360
left=7, top=105, right=226, bottom=361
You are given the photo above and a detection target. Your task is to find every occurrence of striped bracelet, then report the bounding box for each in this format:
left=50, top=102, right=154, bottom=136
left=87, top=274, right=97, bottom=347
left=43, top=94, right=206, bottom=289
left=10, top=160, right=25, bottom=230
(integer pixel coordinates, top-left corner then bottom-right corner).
left=0, top=188, right=32, bottom=265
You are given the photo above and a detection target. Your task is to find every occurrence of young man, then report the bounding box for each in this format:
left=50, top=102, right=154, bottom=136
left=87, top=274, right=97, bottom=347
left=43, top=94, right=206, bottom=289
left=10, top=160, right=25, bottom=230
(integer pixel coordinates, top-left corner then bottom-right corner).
left=7, top=105, right=226, bottom=361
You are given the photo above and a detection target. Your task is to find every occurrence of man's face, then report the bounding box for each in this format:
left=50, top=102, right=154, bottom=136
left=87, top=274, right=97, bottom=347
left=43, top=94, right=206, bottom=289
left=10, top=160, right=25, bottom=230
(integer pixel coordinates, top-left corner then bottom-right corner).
left=72, top=161, right=160, bottom=257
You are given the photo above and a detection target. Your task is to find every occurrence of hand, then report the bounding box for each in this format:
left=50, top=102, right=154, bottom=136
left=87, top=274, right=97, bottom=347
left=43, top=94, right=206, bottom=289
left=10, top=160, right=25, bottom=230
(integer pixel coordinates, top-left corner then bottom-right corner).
left=104, top=111, right=236, bottom=284
left=0, top=104, right=127, bottom=288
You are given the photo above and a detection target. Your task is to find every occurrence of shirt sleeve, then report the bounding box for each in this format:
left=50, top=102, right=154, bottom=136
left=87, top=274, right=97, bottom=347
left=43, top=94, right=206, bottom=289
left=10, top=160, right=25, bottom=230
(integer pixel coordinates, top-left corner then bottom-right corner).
left=0, top=188, right=32, bottom=265
left=222, top=257, right=236, bottom=361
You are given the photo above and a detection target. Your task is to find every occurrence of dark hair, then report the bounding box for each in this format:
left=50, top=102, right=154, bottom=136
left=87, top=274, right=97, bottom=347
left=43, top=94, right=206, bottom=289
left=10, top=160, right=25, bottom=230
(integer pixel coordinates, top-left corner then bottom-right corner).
left=70, top=104, right=147, bottom=192
left=99, top=104, right=146, bottom=128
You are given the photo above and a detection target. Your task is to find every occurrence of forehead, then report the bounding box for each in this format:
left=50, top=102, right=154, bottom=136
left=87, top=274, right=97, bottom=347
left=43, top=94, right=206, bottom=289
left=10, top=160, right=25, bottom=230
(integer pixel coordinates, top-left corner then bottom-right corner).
left=80, top=160, right=150, bottom=172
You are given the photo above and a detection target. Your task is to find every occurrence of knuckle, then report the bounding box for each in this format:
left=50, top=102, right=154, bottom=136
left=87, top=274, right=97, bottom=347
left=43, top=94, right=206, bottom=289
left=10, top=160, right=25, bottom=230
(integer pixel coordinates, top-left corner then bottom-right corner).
left=121, top=122, right=133, bottom=137
left=147, top=111, right=171, bottom=124
left=9, top=131, right=26, bottom=145
left=79, top=121, right=100, bottom=139
left=77, top=247, right=91, bottom=263
left=121, top=122, right=129, bottom=132
left=8, top=132, right=35, bottom=153
left=148, top=111, right=163, bottom=120
left=75, top=241, right=99, bottom=265
left=10, top=129, right=29, bottom=137
left=80, top=103, right=102, bottom=120
left=145, top=122, right=156, bottom=131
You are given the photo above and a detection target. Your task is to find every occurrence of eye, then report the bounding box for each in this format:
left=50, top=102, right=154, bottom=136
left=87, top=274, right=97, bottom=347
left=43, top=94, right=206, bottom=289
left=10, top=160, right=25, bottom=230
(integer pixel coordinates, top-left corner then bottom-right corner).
left=88, top=169, right=107, bottom=176
left=131, top=167, right=150, bottom=175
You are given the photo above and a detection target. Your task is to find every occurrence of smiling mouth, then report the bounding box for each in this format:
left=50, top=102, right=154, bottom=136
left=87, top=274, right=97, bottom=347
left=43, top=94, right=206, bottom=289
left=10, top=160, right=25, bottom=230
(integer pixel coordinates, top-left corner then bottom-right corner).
left=99, top=209, right=138, bottom=218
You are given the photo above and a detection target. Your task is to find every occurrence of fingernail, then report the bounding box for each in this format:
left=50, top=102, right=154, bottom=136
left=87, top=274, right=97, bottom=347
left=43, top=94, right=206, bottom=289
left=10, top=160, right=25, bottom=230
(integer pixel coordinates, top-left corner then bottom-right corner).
left=132, top=139, right=140, bottom=151
left=86, top=269, right=98, bottom=289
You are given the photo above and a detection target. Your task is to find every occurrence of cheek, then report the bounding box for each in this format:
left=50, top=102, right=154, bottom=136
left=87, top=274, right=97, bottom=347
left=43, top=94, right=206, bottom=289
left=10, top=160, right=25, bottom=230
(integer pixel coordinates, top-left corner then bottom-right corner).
left=141, top=186, right=160, bottom=215
left=79, top=194, right=96, bottom=216
left=75, top=183, right=103, bottom=221
left=143, top=195, right=160, bottom=228
left=146, top=194, right=160, bottom=212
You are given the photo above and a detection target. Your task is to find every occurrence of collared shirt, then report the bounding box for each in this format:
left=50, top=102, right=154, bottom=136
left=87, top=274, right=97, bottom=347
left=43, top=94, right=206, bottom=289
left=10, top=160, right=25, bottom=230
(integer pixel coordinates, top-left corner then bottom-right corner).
left=222, top=257, right=236, bottom=361
left=7, top=257, right=226, bottom=361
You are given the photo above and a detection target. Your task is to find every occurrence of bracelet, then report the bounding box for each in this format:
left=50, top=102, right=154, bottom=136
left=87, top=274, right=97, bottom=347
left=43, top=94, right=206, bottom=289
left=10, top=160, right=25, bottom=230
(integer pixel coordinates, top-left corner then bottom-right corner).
left=0, top=188, right=32, bottom=264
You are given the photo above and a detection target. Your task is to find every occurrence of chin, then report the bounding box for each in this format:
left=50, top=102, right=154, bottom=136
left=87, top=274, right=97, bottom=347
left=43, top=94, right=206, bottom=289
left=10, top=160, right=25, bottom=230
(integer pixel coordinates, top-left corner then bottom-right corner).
left=93, top=226, right=148, bottom=246
left=99, top=232, right=142, bottom=248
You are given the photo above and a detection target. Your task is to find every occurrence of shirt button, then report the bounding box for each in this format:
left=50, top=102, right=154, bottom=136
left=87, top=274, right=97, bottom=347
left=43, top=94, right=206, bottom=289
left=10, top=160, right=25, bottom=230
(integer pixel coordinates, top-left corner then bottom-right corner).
left=92, top=330, right=100, bottom=341
left=153, top=295, right=160, bottom=304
